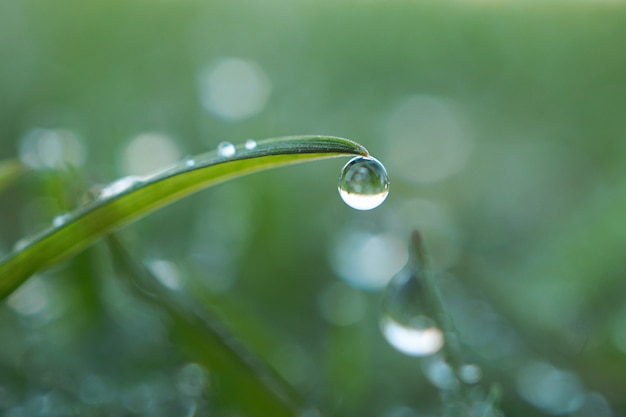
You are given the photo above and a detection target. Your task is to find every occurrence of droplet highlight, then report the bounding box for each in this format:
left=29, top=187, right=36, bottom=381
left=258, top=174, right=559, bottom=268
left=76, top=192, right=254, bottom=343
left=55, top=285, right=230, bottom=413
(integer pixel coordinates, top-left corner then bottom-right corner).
left=338, top=156, right=389, bottom=210
left=52, top=213, right=70, bottom=228
left=185, top=156, right=196, bottom=167
left=99, top=176, right=144, bottom=199
left=380, top=232, right=444, bottom=356
left=245, top=139, right=257, bottom=150
left=217, top=141, right=236, bottom=157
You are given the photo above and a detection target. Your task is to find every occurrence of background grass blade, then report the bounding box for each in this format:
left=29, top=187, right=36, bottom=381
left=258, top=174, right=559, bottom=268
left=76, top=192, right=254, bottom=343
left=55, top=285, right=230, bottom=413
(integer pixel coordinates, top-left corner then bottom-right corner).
left=107, top=235, right=311, bottom=417
left=0, top=135, right=368, bottom=301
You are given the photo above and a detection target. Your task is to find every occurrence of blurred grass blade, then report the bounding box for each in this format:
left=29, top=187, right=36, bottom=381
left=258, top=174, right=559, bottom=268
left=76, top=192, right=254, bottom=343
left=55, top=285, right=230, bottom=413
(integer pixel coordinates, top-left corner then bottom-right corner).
left=0, top=159, right=25, bottom=194
left=107, top=235, right=310, bottom=417
left=0, top=135, right=368, bottom=300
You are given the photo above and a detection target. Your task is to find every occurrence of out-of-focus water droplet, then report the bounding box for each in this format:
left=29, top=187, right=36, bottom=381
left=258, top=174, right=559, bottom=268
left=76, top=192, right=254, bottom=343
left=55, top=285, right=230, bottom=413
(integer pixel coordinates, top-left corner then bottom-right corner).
left=99, top=176, right=144, bottom=199
left=459, top=364, right=482, bottom=384
left=245, top=139, right=257, bottom=150
left=7, top=277, right=48, bottom=316
left=380, top=231, right=444, bottom=356
left=217, top=141, right=236, bottom=157
left=148, top=259, right=182, bottom=290
left=422, top=355, right=459, bottom=390
left=338, top=156, right=389, bottom=210
left=516, top=361, right=585, bottom=415
left=185, top=156, right=196, bottom=167
left=176, top=363, right=208, bottom=397
left=52, top=213, right=70, bottom=228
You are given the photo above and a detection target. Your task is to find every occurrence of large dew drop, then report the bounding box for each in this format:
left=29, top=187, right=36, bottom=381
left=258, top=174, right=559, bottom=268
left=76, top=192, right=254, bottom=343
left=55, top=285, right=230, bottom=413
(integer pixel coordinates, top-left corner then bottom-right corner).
left=380, top=231, right=444, bottom=356
left=217, top=141, right=236, bottom=157
left=338, top=156, right=389, bottom=210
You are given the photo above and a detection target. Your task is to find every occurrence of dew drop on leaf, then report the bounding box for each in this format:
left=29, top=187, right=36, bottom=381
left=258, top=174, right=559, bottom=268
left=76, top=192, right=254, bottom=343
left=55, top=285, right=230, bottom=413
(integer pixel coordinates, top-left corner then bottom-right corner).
left=245, top=139, right=257, bottom=150
left=217, top=141, right=236, bottom=157
left=99, top=176, right=144, bottom=199
left=184, top=156, right=196, bottom=167
left=52, top=213, right=70, bottom=228
left=338, top=156, right=389, bottom=210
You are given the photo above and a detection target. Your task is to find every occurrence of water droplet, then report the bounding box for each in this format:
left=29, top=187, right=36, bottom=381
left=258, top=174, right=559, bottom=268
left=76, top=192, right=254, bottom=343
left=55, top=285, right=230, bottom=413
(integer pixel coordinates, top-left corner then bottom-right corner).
left=185, top=156, right=196, bottom=167
left=245, top=139, right=257, bottom=150
left=217, top=141, right=236, bottom=157
left=380, top=232, right=444, bottom=356
left=99, top=176, right=144, bottom=199
left=52, top=213, right=70, bottom=228
left=459, top=364, right=482, bottom=384
left=338, top=156, right=389, bottom=210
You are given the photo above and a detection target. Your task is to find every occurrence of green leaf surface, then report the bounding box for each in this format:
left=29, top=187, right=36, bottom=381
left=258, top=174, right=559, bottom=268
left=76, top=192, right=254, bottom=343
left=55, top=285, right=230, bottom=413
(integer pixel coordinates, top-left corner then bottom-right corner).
left=0, top=135, right=368, bottom=300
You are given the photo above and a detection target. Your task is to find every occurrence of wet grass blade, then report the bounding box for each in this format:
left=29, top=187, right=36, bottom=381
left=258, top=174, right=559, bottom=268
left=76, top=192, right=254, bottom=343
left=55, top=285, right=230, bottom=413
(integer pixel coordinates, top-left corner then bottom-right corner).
left=0, top=135, right=368, bottom=300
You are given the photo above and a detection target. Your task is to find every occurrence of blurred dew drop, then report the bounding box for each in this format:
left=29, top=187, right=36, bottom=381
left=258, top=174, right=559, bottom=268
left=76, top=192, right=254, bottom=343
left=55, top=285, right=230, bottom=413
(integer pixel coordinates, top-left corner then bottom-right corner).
left=199, top=57, right=271, bottom=121
left=459, top=364, right=482, bottom=384
left=384, top=95, right=471, bottom=184
left=245, top=138, right=257, bottom=150
left=516, top=361, right=585, bottom=415
left=18, top=128, right=86, bottom=170
left=52, top=213, right=70, bottom=228
left=7, top=276, right=48, bottom=316
left=421, top=355, right=459, bottom=390
left=176, top=363, right=208, bottom=397
left=122, top=132, right=181, bottom=176
left=148, top=259, right=183, bottom=290
left=184, top=156, right=196, bottom=167
left=338, top=156, right=390, bottom=210
left=99, top=176, right=144, bottom=199
left=317, top=281, right=367, bottom=326
left=330, top=230, right=407, bottom=291
left=217, top=141, right=236, bottom=157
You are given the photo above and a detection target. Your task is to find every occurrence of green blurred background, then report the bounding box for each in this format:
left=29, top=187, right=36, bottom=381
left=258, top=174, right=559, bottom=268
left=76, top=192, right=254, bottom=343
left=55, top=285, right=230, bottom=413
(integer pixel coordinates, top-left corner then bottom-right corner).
left=1, top=0, right=625, bottom=416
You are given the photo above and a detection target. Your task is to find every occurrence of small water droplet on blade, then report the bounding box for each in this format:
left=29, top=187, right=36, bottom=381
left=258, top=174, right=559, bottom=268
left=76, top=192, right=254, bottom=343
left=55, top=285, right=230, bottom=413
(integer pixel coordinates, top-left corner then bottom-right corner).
left=217, top=141, right=236, bottom=157
left=184, top=156, right=196, bottom=167
left=339, top=156, right=389, bottom=210
left=245, top=139, right=257, bottom=150
left=52, top=213, right=70, bottom=228
left=99, top=176, right=144, bottom=199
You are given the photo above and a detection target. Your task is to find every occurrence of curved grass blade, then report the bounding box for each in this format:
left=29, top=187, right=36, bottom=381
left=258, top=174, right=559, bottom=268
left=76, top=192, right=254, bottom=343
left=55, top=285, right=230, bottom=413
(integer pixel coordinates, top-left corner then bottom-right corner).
left=0, top=135, right=368, bottom=300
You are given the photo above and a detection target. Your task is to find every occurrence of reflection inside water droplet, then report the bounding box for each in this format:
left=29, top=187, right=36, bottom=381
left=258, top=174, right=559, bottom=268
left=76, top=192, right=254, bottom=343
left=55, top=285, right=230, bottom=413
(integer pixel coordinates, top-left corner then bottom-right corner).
left=338, top=156, right=389, bottom=210
left=245, top=139, right=257, bottom=150
left=381, top=316, right=444, bottom=357
left=217, top=141, right=236, bottom=157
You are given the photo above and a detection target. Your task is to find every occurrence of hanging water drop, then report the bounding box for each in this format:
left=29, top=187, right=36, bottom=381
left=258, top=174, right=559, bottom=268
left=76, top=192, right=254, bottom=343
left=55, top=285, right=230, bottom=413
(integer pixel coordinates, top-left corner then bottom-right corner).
left=217, top=141, right=236, bottom=157
left=99, top=176, right=144, bottom=199
left=338, top=156, right=389, bottom=210
left=245, top=139, right=257, bottom=150
left=380, top=231, right=444, bottom=356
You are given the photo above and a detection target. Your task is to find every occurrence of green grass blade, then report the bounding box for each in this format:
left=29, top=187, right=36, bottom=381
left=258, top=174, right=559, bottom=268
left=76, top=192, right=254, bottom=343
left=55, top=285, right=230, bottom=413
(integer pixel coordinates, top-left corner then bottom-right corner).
left=0, top=135, right=368, bottom=300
